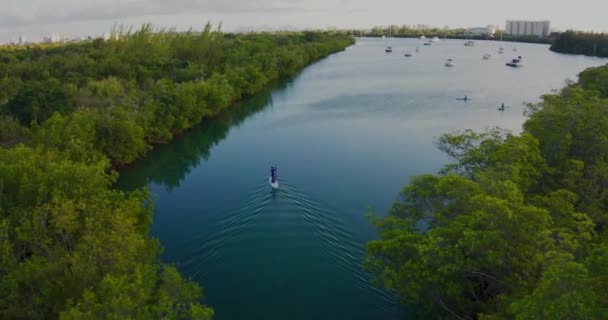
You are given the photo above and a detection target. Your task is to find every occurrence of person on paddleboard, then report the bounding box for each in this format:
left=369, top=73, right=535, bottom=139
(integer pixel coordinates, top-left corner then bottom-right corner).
left=270, top=165, right=277, bottom=183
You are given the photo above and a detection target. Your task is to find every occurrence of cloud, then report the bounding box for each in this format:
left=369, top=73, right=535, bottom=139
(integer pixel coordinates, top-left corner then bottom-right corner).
left=0, top=0, right=328, bottom=27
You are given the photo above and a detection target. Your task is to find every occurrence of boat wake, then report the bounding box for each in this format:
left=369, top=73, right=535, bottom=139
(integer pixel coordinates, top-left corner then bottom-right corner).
left=185, top=178, right=398, bottom=311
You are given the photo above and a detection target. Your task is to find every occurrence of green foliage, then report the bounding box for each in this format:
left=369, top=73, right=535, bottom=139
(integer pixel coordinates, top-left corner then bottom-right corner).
left=0, top=115, right=26, bottom=146
left=0, top=24, right=352, bottom=319
left=0, top=25, right=353, bottom=167
left=367, top=65, right=608, bottom=319
left=0, top=146, right=213, bottom=319
left=550, top=30, right=608, bottom=57
left=579, top=66, right=608, bottom=98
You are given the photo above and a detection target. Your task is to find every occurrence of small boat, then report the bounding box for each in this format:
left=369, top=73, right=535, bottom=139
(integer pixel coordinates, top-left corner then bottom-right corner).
left=419, top=35, right=427, bottom=39
left=483, top=53, right=492, bottom=60
left=445, top=59, right=454, bottom=67
left=593, top=43, right=598, bottom=59
left=431, top=36, right=440, bottom=42
left=424, top=42, right=432, bottom=46
left=404, top=52, right=413, bottom=57
left=270, top=166, right=279, bottom=189
left=506, top=56, right=523, bottom=67
left=456, top=95, right=471, bottom=101
left=498, top=32, right=504, bottom=54
left=464, top=40, right=475, bottom=46
left=385, top=46, right=393, bottom=53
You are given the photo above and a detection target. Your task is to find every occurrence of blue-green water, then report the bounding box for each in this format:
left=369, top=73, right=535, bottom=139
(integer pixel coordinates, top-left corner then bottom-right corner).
left=118, top=38, right=606, bottom=319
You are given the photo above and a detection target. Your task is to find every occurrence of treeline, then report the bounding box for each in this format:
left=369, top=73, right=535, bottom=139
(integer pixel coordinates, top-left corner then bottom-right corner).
left=366, top=65, right=608, bottom=319
left=345, top=26, right=556, bottom=44
left=0, top=24, right=353, bottom=165
left=0, top=24, right=353, bottom=319
left=550, top=30, right=608, bottom=57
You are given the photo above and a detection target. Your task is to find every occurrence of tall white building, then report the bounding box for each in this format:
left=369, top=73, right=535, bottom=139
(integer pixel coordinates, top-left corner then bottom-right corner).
left=505, top=20, right=550, bottom=37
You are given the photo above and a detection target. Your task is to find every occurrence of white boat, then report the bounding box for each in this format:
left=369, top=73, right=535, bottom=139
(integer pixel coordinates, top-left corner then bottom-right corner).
left=385, top=27, right=393, bottom=52
left=419, top=35, right=427, bottom=39
left=464, top=40, right=475, bottom=46
left=593, top=43, right=598, bottom=59
left=445, top=59, right=454, bottom=67
left=431, top=36, right=440, bottom=42
left=498, top=32, right=504, bottom=54
left=506, top=56, right=523, bottom=67
left=483, top=53, right=492, bottom=59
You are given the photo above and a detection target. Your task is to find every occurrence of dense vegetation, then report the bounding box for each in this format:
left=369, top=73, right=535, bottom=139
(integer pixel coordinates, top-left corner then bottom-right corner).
left=0, top=24, right=353, bottom=319
left=366, top=65, right=608, bottom=319
left=0, top=24, right=353, bottom=165
left=551, top=30, right=608, bottom=57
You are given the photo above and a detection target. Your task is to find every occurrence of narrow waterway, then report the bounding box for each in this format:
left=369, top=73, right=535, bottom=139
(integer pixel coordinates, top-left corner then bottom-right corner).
left=118, top=38, right=606, bottom=319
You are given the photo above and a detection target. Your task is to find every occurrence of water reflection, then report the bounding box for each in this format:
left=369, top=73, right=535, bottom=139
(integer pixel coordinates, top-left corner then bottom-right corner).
left=117, top=84, right=281, bottom=191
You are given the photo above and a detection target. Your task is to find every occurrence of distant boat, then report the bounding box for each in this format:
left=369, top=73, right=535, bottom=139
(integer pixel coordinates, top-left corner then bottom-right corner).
left=483, top=53, right=492, bottom=59
left=593, top=43, right=598, bottom=59
left=431, top=36, right=440, bottom=42
left=464, top=40, right=475, bottom=46
left=419, top=35, right=427, bottom=39
left=506, top=56, right=523, bottom=67
left=385, top=27, right=393, bottom=52
left=498, top=32, right=504, bottom=53
left=445, top=59, right=454, bottom=67
left=404, top=52, right=413, bottom=57
left=424, top=42, right=432, bottom=46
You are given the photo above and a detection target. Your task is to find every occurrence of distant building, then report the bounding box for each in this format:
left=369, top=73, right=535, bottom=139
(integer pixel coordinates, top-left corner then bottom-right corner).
left=468, top=25, right=498, bottom=37
left=505, top=20, right=550, bottom=37
left=18, top=36, right=25, bottom=45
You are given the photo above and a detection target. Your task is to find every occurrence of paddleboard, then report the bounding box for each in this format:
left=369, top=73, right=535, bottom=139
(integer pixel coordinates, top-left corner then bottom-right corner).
left=269, top=176, right=279, bottom=189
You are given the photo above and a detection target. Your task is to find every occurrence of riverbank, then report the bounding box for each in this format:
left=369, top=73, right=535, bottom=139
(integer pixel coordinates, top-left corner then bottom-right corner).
left=550, top=30, right=608, bottom=57
left=0, top=25, right=353, bottom=319
left=0, top=26, right=354, bottom=167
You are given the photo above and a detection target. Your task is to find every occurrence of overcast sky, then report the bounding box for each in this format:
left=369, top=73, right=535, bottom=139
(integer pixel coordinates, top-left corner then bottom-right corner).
left=0, top=0, right=606, bottom=41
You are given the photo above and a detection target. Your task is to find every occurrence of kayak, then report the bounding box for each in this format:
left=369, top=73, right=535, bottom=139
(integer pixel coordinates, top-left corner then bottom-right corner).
left=269, top=176, right=279, bottom=189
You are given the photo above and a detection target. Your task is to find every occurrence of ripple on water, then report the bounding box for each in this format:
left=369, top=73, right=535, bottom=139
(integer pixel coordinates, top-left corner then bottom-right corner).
left=185, top=179, right=398, bottom=310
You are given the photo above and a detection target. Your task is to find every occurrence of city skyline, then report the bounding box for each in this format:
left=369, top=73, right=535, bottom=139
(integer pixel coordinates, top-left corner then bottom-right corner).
left=0, top=0, right=606, bottom=42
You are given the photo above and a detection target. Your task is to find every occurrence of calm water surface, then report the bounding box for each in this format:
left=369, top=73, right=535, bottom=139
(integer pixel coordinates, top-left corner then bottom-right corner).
left=118, top=38, right=606, bottom=319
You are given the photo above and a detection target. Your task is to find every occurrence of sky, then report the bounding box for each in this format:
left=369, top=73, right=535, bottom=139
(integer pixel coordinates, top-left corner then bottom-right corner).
left=0, top=0, right=606, bottom=42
